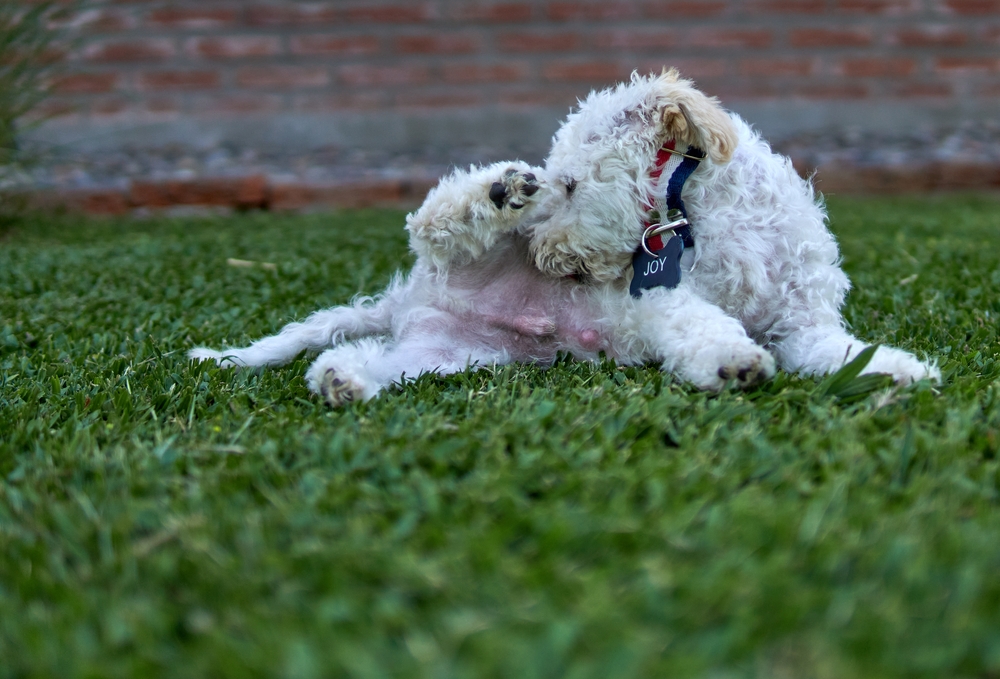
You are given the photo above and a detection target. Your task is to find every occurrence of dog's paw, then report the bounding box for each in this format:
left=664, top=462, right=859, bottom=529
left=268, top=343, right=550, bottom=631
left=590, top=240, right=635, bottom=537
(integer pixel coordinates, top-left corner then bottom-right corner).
left=317, top=368, right=365, bottom=407
left=530, top=232, right=632, bottom=283
left=683, top=343, right=776, bottom=392
left=489, top=167, right=540, bottom=212
left=306, top=355, right=378, bottom=407
left=862, top=346, right=941, bottom=386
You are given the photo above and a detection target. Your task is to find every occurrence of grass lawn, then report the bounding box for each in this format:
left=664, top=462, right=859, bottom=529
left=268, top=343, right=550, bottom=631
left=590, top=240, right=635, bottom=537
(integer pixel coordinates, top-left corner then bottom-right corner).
left=2, top=196, right=1000, bottom=678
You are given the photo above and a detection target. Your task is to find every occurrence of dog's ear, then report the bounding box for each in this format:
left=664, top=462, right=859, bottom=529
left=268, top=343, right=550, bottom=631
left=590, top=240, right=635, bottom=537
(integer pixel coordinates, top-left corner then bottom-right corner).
left=659, top=103, right=691, bottom=146
left=653, top=70, right=738, bottom=164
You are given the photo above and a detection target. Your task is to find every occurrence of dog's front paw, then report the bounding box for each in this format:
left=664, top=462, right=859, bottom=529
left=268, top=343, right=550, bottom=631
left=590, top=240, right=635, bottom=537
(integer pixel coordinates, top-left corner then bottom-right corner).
left=531, top=232, right=631, bottom=283
left=489, top=167, right=540, bottom=212
left=684, top=343, right=776, bottom=392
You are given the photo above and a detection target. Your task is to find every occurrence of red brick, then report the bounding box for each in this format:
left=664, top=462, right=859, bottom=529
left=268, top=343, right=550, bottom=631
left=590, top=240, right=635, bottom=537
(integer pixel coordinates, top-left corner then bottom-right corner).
left=186, top=36, right=282, bottom=59
left=834, top=0, right=920, bottom=13
left=290, top=35, right=380, bottom=56
left=593, top=28, right=680, bottom=50
left=643, top=1, right=729, bottom=18
left=138, top=70, right=220, bottom=91
left=938, top=163, right=1000, bottom=190
left=496, top=87, right=579, bottom=107
left=977, top=82, right=1000, bottom=96
left=269, top=180, right=417, bottom=211
left=688, top=29, right=773, bottom=49
left=338, top=64, right=430, bottom=87
left=142, top=97, right=183, bottom=115
left=641, top=58, right=729, bottom=79
left=237, top=66, right=330, bottom=89
left=342, top=3, right=434, bottom=23
left=48, top=188, right=131, bottom=215
left=543, top=61, right=626, bottom=82
left=131, top=176, right=269, bottom=209
left=394, top=33, right=482, bottom=54
left=442, top=62, right=530, bottom=83
left=836, top=57, right=917, bottom=77
left=90, top=97, right=130, bottom=116
left=51, top=72, right=121, bottom=94
left=395, top=91, right=485, bottom=108
left=145, top=7, right=238, bottom=29
left=547, top=1, right=639, bottom=20
left=497, top=31, right=580, bottom=52
left=935, top=56, right=1000, bottom=72
left=789, top=83, right=871, bottom=98
left=293, top=92, right=387, bottom=111
left=446, top=3, right=534, bottom=22
left=749, top=0, right=827, bottom=13
left=189, top=94, right=284, bottom=114
left=77, top=8, right=139, bottom=32
left=939, top=0, right=1000, bottom=14
left=24, top=99, right=81, bottom=122
left=245, top=3, right=339, bottom=26
left=980, top=26, right=1000, bottom=44
left=81, top=38, right=174, bottom=62
left=891, top=82, right=954, bottom=97
left=739, top=58, right=817, bottom=77
left=789, top=28, right=874, bottom=47
left=701, top=82, right=779, bottom=100
left=890, top=25, right=970, bottom=46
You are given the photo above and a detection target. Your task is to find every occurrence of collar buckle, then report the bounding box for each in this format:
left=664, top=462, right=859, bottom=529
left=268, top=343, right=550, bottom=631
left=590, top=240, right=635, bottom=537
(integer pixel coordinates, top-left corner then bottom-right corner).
left=641, top=217, right=690, bottom=257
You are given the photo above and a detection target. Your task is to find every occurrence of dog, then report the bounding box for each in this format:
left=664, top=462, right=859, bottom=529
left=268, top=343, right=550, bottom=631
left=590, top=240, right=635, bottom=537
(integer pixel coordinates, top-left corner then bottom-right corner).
left=190, top=69, right=937, bottom=404
left=525, top=68, right=938, bottom=390
left=190, top=161, right=596, bottom=406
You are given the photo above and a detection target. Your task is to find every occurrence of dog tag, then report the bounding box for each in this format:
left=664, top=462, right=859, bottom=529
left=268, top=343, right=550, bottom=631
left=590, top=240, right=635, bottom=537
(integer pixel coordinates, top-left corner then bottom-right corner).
left=630, top=235, right=684, bottom=298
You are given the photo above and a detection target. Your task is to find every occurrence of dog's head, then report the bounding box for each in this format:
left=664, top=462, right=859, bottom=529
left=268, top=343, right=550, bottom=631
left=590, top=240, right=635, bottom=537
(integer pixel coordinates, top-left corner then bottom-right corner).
left=526, top=69, right=738, bottom=283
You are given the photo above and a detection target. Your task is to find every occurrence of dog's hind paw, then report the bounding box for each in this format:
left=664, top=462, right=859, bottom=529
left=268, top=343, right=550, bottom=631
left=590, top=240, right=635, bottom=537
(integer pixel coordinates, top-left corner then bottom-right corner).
left=306, top=355, right=378, bottom=407
left=489, top=166, right=540, bottom=211
left=315, top=368, right=366, bottom=407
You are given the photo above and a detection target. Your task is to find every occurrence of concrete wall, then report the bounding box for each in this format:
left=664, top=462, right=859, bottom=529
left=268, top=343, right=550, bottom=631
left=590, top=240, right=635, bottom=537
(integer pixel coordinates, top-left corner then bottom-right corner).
left=29, top=0, right=1000, bottom=157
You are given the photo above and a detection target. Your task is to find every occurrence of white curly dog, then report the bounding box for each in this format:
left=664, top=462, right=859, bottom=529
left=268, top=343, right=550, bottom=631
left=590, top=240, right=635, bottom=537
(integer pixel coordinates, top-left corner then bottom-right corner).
left=191, top=69, right=938, bottom=405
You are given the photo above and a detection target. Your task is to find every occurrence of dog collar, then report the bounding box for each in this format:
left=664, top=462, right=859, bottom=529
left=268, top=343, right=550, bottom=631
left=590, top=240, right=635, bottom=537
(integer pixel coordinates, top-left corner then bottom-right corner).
left=629, top=140, right=705, bottom=298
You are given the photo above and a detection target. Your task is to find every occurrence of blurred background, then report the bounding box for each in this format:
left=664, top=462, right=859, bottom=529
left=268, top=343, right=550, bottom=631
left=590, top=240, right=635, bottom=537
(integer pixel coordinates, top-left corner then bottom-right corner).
left=4, top=0, right=1000, bottom=213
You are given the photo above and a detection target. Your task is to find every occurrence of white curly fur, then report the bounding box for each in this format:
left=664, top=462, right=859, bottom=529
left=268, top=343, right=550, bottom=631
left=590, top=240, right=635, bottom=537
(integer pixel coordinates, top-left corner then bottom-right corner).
left=190, top=70, right=938, bottom=405
left=527, top=69, right=938, bottom=388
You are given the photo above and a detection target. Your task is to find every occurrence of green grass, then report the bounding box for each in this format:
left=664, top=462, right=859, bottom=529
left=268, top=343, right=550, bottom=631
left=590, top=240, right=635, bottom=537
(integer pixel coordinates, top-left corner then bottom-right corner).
left=2, top=196, right=1000, bottom=678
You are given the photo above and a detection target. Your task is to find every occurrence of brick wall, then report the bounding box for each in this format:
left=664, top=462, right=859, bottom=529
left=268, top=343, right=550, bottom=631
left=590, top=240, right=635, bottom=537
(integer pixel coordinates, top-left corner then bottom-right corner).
left=27, top=0, right=1000, bottom=157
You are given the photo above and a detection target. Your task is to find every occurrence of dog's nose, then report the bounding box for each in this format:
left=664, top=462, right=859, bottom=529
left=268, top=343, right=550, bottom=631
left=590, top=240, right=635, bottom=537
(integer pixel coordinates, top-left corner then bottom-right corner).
left=489, top=182, right=507, bottom=209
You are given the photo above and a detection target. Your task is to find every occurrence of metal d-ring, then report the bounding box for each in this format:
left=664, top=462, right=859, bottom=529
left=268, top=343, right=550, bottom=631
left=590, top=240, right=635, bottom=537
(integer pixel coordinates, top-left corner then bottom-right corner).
left=641, top=217, right=689, bottom=257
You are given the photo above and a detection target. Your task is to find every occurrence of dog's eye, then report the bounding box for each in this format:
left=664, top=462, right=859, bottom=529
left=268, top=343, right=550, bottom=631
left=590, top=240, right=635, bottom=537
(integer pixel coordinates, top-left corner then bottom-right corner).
left=564, top=178, right=577, bottom=196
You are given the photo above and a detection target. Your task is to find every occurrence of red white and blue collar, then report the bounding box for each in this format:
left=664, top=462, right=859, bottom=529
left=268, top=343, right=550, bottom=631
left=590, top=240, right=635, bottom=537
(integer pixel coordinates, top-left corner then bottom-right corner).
left=629, top=140, right=705, bottom=298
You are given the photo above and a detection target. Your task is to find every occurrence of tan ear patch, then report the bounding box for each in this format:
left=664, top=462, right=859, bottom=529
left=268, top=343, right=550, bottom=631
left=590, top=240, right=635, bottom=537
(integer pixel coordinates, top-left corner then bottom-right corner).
left=660, top=103, right=690, bottom=143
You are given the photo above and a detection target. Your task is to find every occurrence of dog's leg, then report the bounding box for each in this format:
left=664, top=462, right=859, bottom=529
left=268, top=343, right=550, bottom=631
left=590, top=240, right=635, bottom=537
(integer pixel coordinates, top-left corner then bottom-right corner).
left=188, top=283, right=406, bottom=368
left=305, top=336, right=507, bottom=407
left=406, top=161, right=542, bottom=271
left=770, top=325, right=939, bottom=385
left=624, top=283, right=775, bottom=391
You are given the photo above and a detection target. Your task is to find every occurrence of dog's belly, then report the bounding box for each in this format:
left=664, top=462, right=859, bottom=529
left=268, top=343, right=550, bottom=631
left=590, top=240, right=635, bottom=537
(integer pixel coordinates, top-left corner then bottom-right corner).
left=438, top=235, right=608, bottom=361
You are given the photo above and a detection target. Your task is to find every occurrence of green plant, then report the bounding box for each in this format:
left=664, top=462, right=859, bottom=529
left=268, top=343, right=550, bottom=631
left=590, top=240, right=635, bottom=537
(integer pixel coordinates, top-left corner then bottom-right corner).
left=0, top=1, right=76, bottom=171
